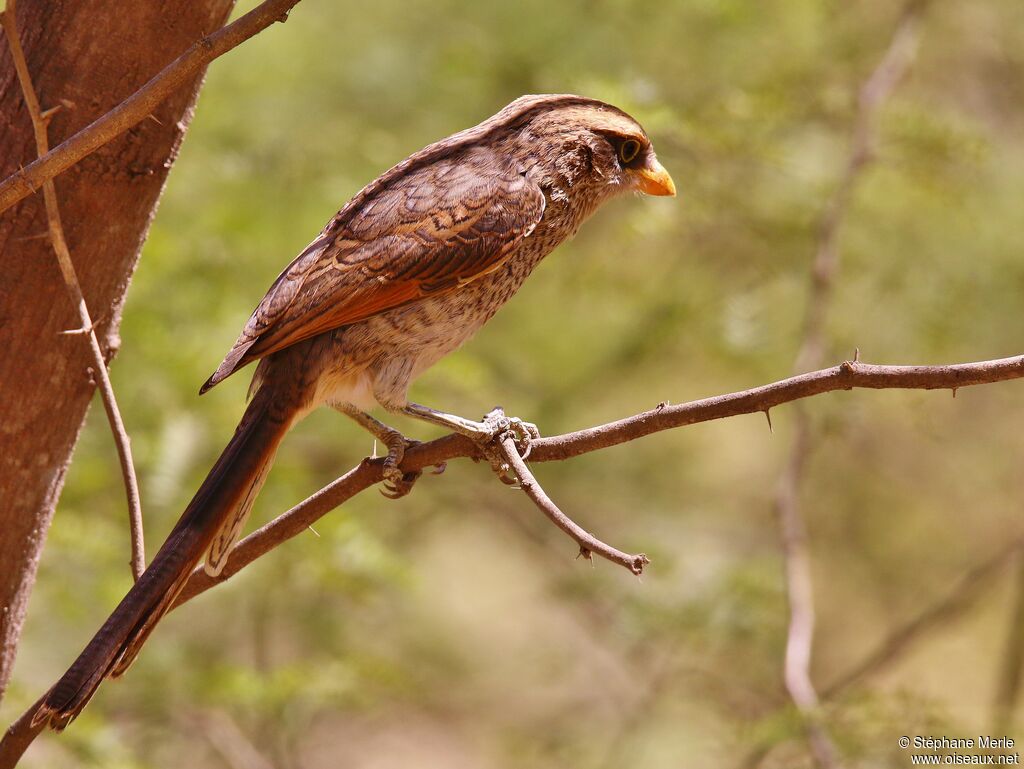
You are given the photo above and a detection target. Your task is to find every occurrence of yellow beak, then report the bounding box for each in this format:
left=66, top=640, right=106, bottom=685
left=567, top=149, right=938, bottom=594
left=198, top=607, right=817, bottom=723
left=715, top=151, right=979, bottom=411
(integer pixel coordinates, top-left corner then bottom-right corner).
left=633, top=158, right=676, bottom=197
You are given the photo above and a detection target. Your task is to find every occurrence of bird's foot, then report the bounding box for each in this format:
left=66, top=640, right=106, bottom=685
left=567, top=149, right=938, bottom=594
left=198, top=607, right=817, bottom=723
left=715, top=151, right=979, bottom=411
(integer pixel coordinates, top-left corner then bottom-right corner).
left=378, top=431, right=423, bottom=499
left=482, top=407, right=539, bottom=451
left=478, top=407, right=540, bottom=484
left=398, top=402, right=539, bottom=484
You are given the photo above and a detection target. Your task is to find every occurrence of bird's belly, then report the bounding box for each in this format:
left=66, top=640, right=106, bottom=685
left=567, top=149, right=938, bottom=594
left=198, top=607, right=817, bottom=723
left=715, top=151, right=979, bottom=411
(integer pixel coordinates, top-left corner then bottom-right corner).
left=319, top=249, right=541, bottom=409
left=371, top=273, right=515, bottom=370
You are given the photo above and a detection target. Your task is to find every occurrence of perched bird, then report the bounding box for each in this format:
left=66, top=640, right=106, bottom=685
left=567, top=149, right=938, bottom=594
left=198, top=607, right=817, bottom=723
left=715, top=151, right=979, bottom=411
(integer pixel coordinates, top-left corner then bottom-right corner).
left=35, top=93, right=675, bottom=729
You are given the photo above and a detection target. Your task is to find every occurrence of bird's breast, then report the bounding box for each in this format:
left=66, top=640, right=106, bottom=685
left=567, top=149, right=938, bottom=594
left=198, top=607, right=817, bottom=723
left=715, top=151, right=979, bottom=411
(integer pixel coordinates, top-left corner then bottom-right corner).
left=311, top=192, right=598, bottom=409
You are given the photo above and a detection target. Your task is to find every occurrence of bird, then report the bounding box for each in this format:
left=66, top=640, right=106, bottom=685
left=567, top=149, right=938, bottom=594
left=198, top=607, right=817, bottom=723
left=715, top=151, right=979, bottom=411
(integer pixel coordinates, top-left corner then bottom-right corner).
left=34, top=93, right=675, bottom=730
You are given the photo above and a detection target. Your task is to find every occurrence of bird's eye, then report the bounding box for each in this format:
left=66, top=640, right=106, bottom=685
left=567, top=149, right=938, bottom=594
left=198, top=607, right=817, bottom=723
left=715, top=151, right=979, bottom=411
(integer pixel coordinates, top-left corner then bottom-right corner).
left=618, top=139, right=642, bottom=165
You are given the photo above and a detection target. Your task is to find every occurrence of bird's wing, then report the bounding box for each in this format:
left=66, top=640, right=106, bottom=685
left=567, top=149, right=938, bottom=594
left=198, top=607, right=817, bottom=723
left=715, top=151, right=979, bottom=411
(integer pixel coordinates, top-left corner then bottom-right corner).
left=202, top=156, right=545, bottom=392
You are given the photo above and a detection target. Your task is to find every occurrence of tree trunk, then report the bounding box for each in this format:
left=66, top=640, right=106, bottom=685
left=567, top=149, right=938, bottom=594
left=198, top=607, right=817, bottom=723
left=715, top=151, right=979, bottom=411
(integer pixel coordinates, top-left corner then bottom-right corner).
left=0, top=0, right=235, bottom=702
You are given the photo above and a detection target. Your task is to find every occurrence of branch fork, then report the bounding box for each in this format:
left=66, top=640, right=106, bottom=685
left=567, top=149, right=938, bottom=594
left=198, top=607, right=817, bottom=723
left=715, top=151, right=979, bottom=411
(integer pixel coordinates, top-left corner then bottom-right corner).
left=475, top=406, right=538, bottom=483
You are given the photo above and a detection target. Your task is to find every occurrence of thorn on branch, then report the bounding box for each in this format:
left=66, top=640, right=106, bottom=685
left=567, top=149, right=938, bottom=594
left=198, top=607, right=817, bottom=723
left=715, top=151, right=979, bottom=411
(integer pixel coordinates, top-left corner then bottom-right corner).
left=154, top=351, right=1024, bottom=615
left=60, top=323, right=95, bottom=336
left=39, top=105, right=62, bottom=124
left=764, top=409, right=773, bottom=434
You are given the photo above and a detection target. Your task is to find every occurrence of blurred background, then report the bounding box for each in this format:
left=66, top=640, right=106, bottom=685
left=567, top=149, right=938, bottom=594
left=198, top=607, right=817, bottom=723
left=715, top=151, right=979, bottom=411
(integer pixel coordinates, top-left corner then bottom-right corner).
left=5, top=0, right=1024, bottom=766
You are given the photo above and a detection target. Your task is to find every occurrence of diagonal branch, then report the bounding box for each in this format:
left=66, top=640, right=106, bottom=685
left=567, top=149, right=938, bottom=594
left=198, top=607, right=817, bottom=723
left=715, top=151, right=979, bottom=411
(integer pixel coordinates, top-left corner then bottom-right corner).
left=495, top=433, right=649, bottom=575
left=825, top=539, right=1022, bottom=700
left=2, top=0, right=144, bottom=581
left=0, top=0, right=304, bottom=215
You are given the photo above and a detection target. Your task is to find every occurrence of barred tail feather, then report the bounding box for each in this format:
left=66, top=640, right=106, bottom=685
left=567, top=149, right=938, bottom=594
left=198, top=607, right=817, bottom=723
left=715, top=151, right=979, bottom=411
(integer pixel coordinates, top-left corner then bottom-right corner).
left=205, top=444, right=277, bottom=577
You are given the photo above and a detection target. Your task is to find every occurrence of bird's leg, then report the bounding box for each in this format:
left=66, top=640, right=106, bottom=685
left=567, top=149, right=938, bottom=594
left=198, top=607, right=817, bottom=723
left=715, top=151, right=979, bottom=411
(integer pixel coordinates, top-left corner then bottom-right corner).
left=334, top=404, right=422, bottom=498
left=402, top=402, right=539, bottom=443
left=401, top=402, right=539, bottom=483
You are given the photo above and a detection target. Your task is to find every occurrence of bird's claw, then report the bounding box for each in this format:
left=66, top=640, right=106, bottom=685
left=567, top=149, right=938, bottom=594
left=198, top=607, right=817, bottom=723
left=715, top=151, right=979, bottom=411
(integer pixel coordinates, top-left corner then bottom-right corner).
left=482, top=407, right=539, bottom=450
left=380, top=465, right=423, bottom=499
left=479, top=407, right=540, bottom=482
left=377, top=433, right=422, bottom=499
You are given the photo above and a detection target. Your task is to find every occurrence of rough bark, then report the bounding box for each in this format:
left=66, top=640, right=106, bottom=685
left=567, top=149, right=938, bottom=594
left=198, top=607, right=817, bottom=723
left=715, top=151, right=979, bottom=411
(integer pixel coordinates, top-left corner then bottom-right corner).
left=0, top=0, right=235, bottom=701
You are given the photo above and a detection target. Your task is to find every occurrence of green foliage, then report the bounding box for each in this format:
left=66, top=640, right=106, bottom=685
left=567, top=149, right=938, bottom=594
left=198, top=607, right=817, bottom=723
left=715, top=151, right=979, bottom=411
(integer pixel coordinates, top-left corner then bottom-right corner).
left=7, top=1, right=1024, bottom=766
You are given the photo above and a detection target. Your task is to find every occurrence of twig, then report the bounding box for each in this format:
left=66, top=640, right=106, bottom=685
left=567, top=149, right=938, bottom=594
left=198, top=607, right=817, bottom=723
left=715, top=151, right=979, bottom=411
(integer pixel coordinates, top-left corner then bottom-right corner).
left=495, top=434, right=649, bottom=575
left=2, top=0, right=145, bottom=581
left=0, top=0, right=303, bottom=214
left=768, top=7, right=926, bottom=768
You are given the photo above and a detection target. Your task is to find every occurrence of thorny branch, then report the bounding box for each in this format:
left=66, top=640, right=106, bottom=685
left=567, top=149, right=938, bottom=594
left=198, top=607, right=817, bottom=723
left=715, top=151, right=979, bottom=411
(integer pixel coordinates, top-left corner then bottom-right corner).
left=1, top=0, right=145, bottom=581
left=0, top=0, right=304, bottom=214
left=173, top=353, right=1024, bottom=605
left=770, top=5, right=926, bottom=768
left=4, top=354, right=1024, bottom=765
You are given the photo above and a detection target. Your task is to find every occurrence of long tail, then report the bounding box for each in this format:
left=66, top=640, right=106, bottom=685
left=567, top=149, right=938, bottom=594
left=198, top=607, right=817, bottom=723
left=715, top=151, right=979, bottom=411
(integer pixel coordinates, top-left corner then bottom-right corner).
left=34, top=385, right=295, bottom=731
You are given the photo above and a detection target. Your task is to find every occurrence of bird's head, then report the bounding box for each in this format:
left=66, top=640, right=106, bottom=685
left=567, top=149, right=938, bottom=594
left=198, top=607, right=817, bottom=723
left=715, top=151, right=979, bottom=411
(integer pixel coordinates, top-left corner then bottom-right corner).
left=497, top=94, right=676, bottom=202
